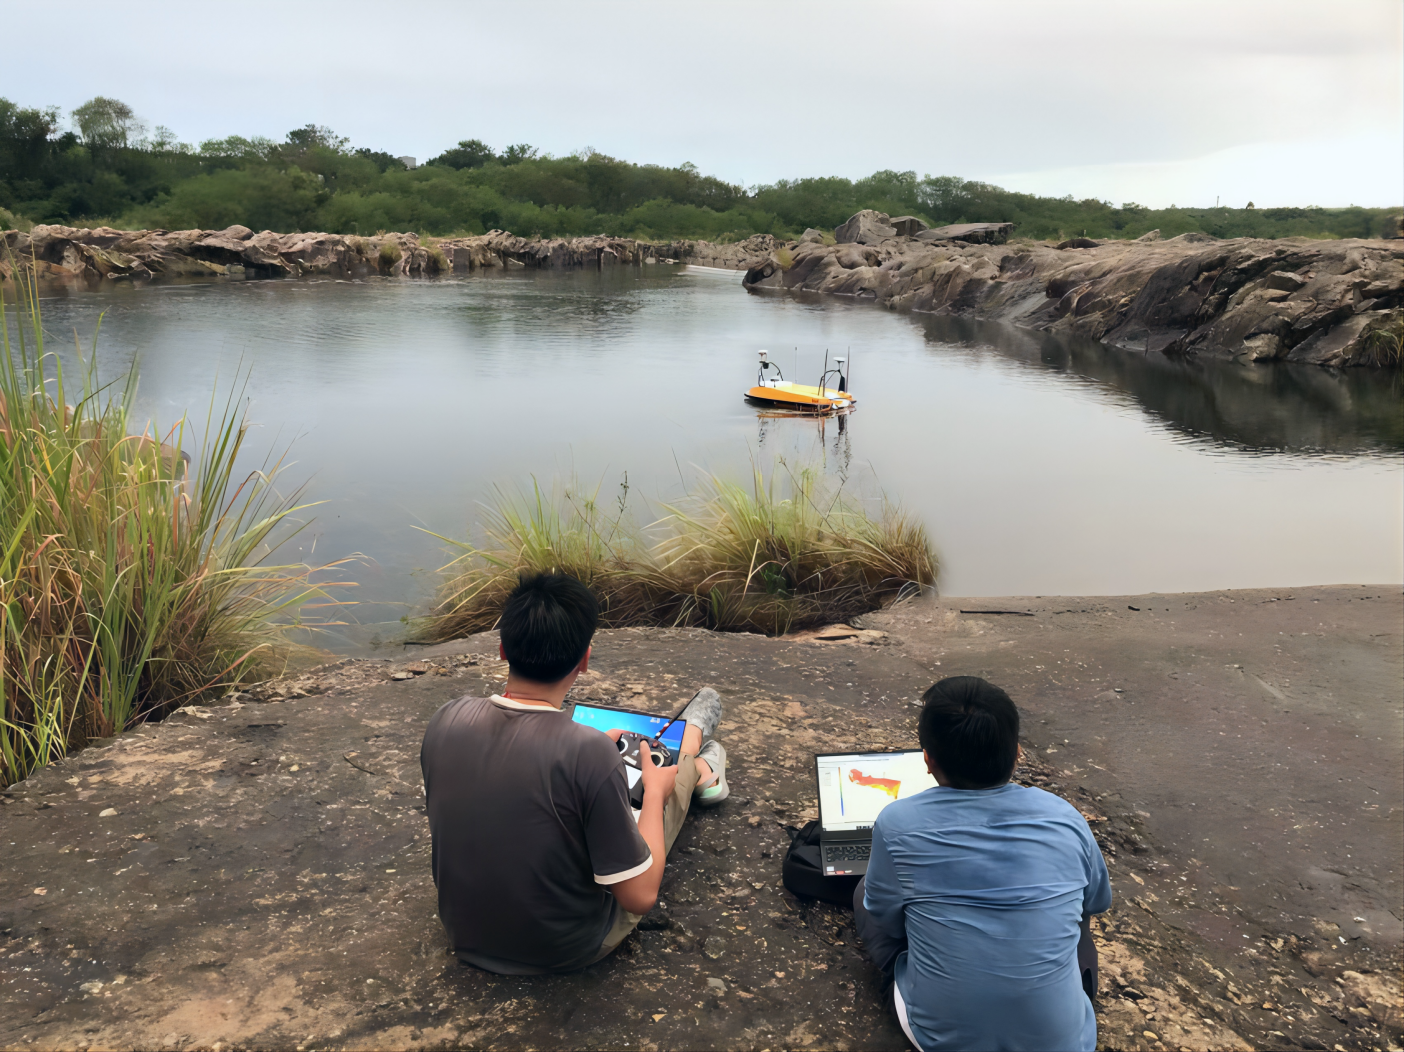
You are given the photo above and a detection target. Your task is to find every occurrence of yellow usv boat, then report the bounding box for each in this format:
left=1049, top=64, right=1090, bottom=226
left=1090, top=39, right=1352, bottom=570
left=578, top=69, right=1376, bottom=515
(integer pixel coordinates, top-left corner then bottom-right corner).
left=745, top=350, right=855, bottom=413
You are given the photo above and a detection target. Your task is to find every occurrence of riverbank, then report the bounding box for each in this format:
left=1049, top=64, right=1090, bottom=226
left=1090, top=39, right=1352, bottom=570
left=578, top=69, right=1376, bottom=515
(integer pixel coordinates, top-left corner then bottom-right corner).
left=5, top=219, right=1400, bottom=370
left=2, top=585, right=1399, bottom=1051
left=744, top=214, right=1403, bottom=368
left=0, top=225, right=774, bottom=283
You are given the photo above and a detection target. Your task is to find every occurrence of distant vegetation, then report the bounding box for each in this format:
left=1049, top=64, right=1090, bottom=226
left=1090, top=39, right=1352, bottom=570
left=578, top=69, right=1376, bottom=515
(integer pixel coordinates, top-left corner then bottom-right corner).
left=2, top=95, right=1400, bottom=243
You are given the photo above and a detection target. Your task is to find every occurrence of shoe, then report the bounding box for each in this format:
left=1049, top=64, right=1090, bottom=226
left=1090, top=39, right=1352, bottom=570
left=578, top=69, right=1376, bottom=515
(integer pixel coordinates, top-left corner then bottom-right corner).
left=693, top=740, right=729, bottom=807
left=680, top=687, right=722, bottom=741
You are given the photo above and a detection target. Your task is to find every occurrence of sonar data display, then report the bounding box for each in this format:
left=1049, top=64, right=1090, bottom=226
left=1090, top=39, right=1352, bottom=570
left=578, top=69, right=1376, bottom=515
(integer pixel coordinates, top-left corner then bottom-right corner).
left=816, top=751, right=938, bottom=832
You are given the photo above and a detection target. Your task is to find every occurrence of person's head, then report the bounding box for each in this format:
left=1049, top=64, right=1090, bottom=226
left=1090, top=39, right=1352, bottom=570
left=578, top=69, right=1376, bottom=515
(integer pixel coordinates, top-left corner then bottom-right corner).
left=917, top=676, right=1020, bottom=789
left=498, top=572, right=599, bottom=685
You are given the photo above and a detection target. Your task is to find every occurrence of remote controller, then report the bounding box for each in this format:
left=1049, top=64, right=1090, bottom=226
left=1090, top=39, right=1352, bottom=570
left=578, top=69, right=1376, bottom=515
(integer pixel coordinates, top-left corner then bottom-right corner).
left=616, top=732, right=673, bottom=809
left=616, top=731, right=673, bottom=770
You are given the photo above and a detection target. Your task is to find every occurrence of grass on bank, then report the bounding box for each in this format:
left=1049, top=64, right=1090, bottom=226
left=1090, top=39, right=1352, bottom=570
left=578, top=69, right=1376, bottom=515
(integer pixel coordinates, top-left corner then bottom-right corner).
left=414, top=465, right=937, bottom=642
left=0, top=265, right=346, bottom=788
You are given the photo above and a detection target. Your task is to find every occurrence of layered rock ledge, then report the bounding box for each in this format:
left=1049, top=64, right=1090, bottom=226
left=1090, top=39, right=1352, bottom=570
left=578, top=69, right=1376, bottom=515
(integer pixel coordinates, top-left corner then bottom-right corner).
left=0, top=225, right=777, bottom=283
left=745, top=212, right=1403, bottom=367
left=5, top=219, right=1400, bottom=368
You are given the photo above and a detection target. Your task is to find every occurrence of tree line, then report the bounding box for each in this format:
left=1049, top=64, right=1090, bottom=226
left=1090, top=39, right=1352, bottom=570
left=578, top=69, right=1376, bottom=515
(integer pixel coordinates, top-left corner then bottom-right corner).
left=2, top=96, right=1399, bottom=243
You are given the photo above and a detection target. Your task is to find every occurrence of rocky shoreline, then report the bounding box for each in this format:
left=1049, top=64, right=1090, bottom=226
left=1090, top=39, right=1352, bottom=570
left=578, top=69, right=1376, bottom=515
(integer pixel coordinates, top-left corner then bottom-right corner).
left=4, top=216, right=1400, bottom=368
left=745, top=212, right=1404, bottom=368
left=0, top=224, right=774, bottom=284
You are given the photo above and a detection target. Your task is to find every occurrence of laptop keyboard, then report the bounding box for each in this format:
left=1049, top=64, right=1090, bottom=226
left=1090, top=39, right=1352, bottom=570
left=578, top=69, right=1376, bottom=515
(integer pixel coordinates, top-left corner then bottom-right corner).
left=824, top=844, right=871, bottom=862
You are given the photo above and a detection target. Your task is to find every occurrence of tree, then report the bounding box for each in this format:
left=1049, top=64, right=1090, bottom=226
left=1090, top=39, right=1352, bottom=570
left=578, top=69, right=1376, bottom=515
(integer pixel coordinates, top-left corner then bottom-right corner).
left=500, top=143, right=538, bottom=165
left=284, top=124, right=349, bottom=152
left=71, top=97, right=143, bottom=148
left=428, top=139, right=497, bottom=169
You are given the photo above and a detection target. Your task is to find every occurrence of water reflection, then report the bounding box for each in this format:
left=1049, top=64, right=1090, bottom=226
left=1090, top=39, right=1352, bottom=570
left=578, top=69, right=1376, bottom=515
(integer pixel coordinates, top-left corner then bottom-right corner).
left=12, top=269, right=1401, bottom=641
left=911, top=314, right=1403, bottom=457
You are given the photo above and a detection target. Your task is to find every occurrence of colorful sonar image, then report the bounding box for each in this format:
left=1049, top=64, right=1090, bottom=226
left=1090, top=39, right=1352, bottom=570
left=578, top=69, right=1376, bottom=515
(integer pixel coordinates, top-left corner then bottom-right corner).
left=849, top=768, right=902, bottom=800
left=816, top=751, right=937, bottom=832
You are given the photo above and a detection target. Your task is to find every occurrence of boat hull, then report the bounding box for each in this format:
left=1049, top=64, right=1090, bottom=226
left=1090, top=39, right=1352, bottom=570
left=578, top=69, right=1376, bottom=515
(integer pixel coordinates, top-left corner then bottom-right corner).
left=744, top=383, right=855, bottom=413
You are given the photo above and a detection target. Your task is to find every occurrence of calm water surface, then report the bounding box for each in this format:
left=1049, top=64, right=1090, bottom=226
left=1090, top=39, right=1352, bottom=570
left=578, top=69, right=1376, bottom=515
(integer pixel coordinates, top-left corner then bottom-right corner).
left=28, top=268, right=1404, bottom=646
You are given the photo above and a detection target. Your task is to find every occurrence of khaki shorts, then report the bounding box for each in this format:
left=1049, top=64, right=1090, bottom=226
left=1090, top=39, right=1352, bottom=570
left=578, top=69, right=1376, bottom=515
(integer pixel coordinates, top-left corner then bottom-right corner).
left=590, top=751, right=702, bottom=962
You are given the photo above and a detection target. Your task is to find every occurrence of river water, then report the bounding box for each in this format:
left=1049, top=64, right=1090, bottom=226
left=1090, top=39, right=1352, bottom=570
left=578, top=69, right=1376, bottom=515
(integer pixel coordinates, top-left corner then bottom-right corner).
left=25, top=267, right=1404, bottom=647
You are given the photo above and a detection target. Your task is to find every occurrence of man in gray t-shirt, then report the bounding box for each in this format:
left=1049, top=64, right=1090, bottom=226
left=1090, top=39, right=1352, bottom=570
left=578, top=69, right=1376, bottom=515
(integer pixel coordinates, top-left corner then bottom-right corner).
left=421, top=572, right=729, bottom=974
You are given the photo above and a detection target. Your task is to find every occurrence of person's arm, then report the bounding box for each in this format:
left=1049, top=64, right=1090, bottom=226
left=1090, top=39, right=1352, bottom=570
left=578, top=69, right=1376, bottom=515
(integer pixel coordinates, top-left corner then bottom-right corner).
left=1082, top=830, right=1113, bottom=919
left=610, top=741, right=676, bottom=915
left=861, top=819, right=909, bottom=941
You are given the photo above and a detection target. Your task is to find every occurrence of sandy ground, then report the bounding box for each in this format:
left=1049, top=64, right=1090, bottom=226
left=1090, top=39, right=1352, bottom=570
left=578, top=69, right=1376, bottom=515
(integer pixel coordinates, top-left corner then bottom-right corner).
left=1, top=585, right=1400, bottom=1052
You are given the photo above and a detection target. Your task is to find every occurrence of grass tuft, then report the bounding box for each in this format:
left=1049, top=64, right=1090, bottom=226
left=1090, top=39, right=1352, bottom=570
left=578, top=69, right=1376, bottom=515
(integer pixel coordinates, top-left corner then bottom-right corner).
left=1361, top=313, right=1403, bottom=367
left=0, top=262, right=351, bottom=787
left=414, top=463, right=936, bottom=642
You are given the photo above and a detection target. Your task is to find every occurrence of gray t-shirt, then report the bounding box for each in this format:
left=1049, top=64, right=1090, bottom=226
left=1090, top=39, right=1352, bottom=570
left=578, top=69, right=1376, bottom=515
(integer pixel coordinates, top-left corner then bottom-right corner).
left=420, top=694, right=651, bottom=973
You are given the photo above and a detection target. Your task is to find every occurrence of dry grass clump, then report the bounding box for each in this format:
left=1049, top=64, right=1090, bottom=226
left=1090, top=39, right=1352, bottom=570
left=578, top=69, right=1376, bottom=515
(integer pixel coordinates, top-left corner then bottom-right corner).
left=377, top=241, right=402, bottom=269
left=0, top=266, right=345, bottom=787
left=1362, top=314, right=1403, bottom=367
left=415, top=464, right=936, bottom=642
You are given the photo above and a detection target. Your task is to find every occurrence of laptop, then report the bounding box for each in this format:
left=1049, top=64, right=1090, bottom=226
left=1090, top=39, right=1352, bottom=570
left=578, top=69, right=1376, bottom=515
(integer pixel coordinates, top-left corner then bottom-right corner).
left=814, top=750, right=938, bottom=876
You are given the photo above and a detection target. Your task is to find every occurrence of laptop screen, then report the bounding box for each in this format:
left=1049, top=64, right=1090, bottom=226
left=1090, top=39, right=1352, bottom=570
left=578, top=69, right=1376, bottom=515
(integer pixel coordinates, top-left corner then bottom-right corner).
left=569, top=702, right=688, bottom=752
left=816, top=750, right=938, bottom=833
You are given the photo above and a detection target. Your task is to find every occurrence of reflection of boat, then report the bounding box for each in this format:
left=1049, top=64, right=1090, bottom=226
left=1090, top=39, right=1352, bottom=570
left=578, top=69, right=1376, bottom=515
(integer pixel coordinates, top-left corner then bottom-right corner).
left=745, top=350, right=855, bottom=413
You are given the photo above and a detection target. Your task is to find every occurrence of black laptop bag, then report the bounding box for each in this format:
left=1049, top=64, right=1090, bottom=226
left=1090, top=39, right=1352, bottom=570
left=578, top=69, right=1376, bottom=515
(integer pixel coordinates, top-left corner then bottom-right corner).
left=781, top=820, right=862, bottom=906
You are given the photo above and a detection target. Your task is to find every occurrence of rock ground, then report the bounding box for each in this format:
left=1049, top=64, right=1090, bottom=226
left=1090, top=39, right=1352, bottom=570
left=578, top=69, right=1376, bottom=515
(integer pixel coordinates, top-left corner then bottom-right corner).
left=1, top=586, right=1400, bottom=1051
left=0, top=225, right=777, bottom=285
left=745, top=218, right=1403, bottom=367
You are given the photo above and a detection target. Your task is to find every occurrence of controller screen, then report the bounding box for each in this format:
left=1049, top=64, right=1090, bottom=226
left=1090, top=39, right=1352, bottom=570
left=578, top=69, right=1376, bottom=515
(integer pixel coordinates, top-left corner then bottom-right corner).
left=570, top=703, right=687, bottom=751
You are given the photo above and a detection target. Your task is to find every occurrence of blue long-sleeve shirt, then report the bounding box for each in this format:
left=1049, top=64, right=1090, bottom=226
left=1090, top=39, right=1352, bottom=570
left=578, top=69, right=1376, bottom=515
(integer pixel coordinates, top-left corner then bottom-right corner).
left=863, top=783, right=1112, bottom=1051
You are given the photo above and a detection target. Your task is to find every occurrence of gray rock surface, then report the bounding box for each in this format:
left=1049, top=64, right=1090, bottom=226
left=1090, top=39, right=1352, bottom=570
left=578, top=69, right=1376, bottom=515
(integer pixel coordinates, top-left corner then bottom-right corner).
left=0, top=227, right=786, bottom=285
left=888, top=216, right=929, bottom=237
left=833, top=210, right=897, bottom=245
left=1, top=586, right=1399, bottom=1050
left=920, top=222, right=1015, bottom=245
left=743, top=227, right=1404, bottom=367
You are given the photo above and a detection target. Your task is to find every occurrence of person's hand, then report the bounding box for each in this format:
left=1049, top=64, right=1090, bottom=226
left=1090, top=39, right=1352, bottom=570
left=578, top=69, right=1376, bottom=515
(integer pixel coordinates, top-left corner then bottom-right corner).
left=605, top=728, right=626, bottom=743
left=638, top=741, right=678, bottom=800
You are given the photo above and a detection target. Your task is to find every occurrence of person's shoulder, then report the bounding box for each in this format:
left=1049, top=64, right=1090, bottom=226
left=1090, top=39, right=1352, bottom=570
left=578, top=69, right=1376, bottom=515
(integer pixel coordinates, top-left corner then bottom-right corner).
left=428, top=693, right=489, bottom=725
left=874, top=790, right=929, bottom=832
left=551, top=716, right=623, bottom=773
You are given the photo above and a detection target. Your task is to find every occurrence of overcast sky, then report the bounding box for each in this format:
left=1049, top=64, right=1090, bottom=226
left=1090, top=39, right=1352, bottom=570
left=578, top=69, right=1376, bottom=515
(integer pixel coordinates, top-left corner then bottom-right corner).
left=4, top=0, right=1400, bottom=208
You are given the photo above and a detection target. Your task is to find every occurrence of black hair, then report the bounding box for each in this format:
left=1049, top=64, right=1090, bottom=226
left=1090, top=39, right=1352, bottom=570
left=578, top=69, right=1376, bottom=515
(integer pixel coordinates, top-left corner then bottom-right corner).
left=498, top=572, right=599, bottom=684
left=917, top=676, right=1020, bottom=789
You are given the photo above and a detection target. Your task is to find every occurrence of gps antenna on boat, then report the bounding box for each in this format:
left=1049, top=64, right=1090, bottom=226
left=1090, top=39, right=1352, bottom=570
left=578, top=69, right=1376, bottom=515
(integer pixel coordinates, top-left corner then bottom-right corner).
left=819, top=349, right=847, bottom=395
left=757, top=349, right=783, bottom=385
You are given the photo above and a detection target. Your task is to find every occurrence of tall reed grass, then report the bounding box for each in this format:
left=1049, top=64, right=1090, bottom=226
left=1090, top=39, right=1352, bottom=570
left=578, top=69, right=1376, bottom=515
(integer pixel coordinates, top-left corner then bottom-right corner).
left=416, top=463, right=936, bottom=642
left=0, top=265, right=343, bottom=787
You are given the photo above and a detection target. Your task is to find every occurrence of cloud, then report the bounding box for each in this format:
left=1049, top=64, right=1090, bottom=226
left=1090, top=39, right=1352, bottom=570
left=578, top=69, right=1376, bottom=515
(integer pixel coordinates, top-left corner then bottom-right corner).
left=2, top=0, right=1398, bottom=206
left=984, top=131, right=1404, bottom=209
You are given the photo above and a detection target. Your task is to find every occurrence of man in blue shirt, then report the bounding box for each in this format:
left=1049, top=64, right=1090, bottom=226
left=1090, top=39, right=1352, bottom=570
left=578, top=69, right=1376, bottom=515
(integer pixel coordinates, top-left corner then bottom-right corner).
left=854, top=676, right=1111, bottom=1051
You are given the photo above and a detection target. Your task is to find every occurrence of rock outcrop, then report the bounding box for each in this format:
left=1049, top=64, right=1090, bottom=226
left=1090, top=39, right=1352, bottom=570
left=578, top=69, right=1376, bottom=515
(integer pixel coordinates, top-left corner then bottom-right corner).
left=745, top=216, right=1403, bottom=367
left=0, top=226, right=781, bottom=283
left=5, top=219, right=1399, bottom=368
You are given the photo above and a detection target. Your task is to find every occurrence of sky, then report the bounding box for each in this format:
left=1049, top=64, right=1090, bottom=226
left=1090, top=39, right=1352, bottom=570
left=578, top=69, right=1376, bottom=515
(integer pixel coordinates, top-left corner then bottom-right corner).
left=3, top=0, right=1400, bottom=209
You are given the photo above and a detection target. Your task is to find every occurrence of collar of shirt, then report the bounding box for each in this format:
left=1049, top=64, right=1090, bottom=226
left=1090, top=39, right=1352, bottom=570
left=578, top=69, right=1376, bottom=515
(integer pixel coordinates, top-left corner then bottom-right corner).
left=489, top=693, right=563, bottom=713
